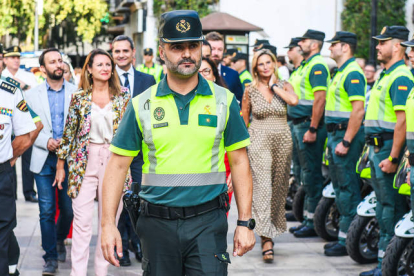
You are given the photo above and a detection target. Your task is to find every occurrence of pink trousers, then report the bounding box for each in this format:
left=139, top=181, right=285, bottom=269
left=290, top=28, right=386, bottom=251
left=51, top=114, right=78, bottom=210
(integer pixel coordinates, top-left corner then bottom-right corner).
left=70, top=143, right=123, bottom=276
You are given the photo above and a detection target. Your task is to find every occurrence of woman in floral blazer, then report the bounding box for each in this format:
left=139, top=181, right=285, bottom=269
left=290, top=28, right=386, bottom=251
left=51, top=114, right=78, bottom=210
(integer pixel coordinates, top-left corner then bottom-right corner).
left=54, top=49, right=130, bottom=276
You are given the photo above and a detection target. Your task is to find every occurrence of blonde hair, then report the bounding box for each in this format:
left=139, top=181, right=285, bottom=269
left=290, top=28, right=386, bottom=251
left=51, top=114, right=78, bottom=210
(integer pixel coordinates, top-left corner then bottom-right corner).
left=79, top=49, right=121, bottom=95
left=251, top=49, right=279, bottom=87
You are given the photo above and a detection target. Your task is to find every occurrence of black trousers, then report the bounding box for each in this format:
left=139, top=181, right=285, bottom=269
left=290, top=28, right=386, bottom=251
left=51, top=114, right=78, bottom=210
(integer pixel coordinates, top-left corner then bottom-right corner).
left=21, top=146, right=36, bottom=198
left=0, top=162, right=19, bottom=274
left=136, top=208, right=230, bottom=276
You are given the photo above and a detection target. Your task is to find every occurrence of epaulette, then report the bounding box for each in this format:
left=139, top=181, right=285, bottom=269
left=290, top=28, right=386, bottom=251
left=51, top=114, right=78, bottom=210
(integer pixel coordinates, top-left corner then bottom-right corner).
left=5, top=77, right=20, bottom=88
left=0, top=80, right=17, bottom=94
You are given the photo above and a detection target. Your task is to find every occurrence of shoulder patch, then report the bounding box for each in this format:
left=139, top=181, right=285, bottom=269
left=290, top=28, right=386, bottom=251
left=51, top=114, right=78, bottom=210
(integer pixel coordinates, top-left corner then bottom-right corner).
left=0, top=81, right=17, bottom=94
left=5, top=77, right=20, bottom=88
left=398, top=85, right=408, bottom=91
left=314, top=70, right=322, bottom=75
left=16, top=100, right=28, bottom=112
left=351, top=79, right=360, bottom=84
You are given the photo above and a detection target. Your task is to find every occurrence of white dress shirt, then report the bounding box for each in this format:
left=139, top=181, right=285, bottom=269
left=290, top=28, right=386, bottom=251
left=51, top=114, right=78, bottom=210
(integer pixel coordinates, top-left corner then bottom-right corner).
left=116, top=65, right=134, bottom=94
left=2, top=68, right=38, bottom=88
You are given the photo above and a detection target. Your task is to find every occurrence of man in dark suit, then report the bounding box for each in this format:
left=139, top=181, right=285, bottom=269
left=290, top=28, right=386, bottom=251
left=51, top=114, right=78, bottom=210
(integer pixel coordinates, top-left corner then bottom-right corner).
left=112, top=35, right=156, bottom=266
left=206, top=31, right=244, bottom=103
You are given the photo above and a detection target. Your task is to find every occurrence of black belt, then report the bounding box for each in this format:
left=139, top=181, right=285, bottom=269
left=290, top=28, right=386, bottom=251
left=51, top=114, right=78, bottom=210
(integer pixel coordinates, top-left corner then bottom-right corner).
left=0, top=161, right=10, bottom=173
left=326, top=122, right=348, bottom=133
left=292, top=116, right=311, bottom=125
left=409, top=153, right=414, bottom=166
left=365, top=132, right=394, bottom=147
left=140, top=193, right=230, bottom=220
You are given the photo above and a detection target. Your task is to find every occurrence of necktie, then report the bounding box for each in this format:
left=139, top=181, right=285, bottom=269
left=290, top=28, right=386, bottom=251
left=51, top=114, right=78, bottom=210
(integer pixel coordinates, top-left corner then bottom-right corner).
left=123, top=72, right=130, bottom=92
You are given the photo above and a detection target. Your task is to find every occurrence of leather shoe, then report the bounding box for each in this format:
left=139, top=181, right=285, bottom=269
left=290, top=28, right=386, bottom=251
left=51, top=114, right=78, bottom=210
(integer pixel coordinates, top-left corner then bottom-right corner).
left=119, top=254, right=131, bottom=266
left=293, top=226, right=318, bottom=238
left=324, top=241, right=338, bottom=250
left=56, top=240, right=66, bottom=262
left=289, top=223, right=305, bottom=234
left=359, top=267, right=381, bottom=276
left=285, top=212, right=297, bottom=222
left=324, top=243, right=348, bottom=256
left=134, top=243, right=142, bottom=262
left=25, top=195, right=38, bottom=203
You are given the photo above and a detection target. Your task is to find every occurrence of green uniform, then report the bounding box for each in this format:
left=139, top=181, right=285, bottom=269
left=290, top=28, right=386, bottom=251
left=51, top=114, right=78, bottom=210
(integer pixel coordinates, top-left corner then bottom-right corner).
left=288, top=53, right=329, bottom=228
left=137, top=63, right=164, bottom=83
left=110, top=75, right=250, bottom=275
left=406, top=88, right=414, bottom=215
left=364, top=60, right=413, bottom=265
left=325, top=57, right=366, bottom=246
left=239, top=69, right=252, bottom=88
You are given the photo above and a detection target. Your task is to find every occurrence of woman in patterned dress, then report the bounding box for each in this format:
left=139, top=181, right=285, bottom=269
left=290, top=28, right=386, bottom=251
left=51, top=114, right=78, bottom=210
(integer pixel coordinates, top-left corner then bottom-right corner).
left=53, top=49, right=131, bottom=275
left=241, top=49, right=298, bottom=263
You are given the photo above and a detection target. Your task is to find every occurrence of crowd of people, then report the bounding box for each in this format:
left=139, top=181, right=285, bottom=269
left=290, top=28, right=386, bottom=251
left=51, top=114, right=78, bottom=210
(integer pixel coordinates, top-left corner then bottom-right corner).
left=1, top=8, right=414, bottom=276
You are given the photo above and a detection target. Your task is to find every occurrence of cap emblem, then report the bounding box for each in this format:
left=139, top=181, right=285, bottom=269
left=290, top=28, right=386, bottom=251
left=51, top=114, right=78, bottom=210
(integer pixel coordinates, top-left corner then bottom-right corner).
left=14, top=46, right=18, bottom=52
left=381, top=27, right=387, bottom=35
left=176, top=19, right=191, bottom=33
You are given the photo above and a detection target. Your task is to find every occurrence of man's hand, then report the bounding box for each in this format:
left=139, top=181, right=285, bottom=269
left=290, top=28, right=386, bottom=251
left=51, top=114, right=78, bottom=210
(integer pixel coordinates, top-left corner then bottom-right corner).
left=233, top=226, right=255, bottom=257
left=10, top=157, right=17, bottom=167
left=226, top=173, right=233, bottom=194
left=47, top=138, right=60, bottom=152
left=303, top=130, right=316, bottom=143
left=101, top=224, right=123, bottom=267
left=334, top=142, right=349, bottom=156
left=379, top=158, right=398, bottom=174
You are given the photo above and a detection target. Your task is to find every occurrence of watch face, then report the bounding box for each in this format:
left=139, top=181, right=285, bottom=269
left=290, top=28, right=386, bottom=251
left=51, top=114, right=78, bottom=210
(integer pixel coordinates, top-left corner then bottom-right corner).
left=248, top=218, right=256, bottom=230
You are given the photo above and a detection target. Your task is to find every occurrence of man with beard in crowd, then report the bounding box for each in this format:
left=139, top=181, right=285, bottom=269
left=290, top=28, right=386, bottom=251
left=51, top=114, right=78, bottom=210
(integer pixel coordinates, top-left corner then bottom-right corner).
left=25, top=49, right=76, bottom=275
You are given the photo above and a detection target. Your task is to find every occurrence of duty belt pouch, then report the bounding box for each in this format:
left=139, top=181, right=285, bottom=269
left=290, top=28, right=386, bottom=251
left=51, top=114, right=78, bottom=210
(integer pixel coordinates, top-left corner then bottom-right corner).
left=123, top=182, right=141, bottom=233
left=366, top=135, right=384, bottom=152
left=219, top=193, right=230, bottom=212
left=409, top=153, right=414, bottom=166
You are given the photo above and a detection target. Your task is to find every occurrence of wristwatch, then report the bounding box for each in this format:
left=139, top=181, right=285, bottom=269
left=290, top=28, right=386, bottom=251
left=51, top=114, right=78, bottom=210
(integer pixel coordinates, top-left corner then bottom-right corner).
left=388, top=156, right=399, bottom=164
left=342, top=139, right=351, bottom=148
left=237, top=218, right=256, bottom=230
left=309, top=126, right=317, bottom=133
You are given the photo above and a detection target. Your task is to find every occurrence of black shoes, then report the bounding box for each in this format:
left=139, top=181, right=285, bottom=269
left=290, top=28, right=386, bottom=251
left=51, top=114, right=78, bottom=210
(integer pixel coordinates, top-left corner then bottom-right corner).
left=134, top=243, right=143, bottom=262
left=56, top=240, right=66, bottom=262
left=324, top=243, right=348, bottom=256
left=25, top=194, right=38, bottom=203
left=324, top=241, right=338, bottom=250
left=293, top=226, right=318, bottom=238
left=42, top=259, right=58, bottom=275
left=119, top=253, right=131, bottom=266
left=289, top=223, right=305, bottom=234
left=359, top=267, right=382, bottom=276
left=285, top=212, right=297, bottom=222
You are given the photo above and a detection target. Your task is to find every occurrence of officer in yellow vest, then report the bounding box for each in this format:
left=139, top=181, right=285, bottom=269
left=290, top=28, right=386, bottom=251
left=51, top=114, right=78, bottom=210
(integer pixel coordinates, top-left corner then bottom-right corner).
left=324, top=31, right=366, bottom=256
left=288, top=29, right=329, bottom=238
left=231, top=52, right=252, bottom=88
left=361, top=26, right=413, bottom=276
left=401, top=36, right=414, bottom=219
left=137, top=48, right=164, bottom=83
left=101, top=10, right=256, bottom=275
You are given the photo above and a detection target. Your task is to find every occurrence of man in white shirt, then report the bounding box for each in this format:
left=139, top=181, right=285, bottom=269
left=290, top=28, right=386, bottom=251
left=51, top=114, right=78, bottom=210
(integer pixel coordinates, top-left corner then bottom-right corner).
left=277, top=56, right=290, bottom=81
left=2, top=46, right=37, bottom=91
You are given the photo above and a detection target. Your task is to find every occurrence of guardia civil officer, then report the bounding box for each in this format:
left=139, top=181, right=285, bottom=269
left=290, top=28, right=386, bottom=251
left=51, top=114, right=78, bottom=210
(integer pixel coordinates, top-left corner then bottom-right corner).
left=136, top=48, right=164, bottom=83
left=101, top=10, right=256, bottom=275
left=360, top=26, right=413, bottom=276
left=288, top=30, right=329, bottom=238
left=324, top=32, right=366, bottom=256
left=231, top=52, right=252, bottom=88
left=401, top=36, right=414, bottom=219
left=0, top=42, right=36, bottom=275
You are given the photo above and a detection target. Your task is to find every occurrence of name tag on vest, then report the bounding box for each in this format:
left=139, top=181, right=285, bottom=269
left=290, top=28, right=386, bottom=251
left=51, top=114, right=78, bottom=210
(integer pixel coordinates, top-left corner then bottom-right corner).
left=198, top=114, right=217, bottom=127
left=153, top=122, right=168, bottom=128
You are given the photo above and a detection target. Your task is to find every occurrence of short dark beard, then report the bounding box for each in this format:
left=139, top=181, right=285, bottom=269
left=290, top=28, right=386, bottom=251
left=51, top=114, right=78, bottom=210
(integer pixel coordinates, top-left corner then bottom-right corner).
left=46, top=68, right=63, bottom=80
left=164, top=53, right=201, bottom=78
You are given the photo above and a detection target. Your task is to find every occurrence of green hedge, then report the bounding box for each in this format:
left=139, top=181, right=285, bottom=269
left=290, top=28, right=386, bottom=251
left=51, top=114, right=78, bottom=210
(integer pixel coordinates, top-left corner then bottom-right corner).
left=341, top=0, right=407, bottom=59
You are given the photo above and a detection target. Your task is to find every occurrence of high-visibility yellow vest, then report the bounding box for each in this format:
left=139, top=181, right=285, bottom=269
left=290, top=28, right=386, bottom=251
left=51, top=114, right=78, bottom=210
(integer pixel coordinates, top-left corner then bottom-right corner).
left=239, top=70, right=252, bottom=87
left=406, top=88, right=414, bottom=150
left=137, top=63, right=163, bottom=83
left=365, top=64, right=413, bottom=132
left=325, top=60, right=366, bottom=121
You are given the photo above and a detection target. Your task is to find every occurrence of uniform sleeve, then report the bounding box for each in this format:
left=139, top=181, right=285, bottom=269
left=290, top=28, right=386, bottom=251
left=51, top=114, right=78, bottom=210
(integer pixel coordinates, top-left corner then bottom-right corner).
left=389, top=76, right=414, bottom=111
left=27, top=105, right=41, bottom=123
left=12, top=91, right=36, bottom=136
left=309, top=64, right=329, bottom=92
left=224, top=95, right=250, bottom=151
left=344, top=71, right=366, bottom=102
left=242, top=79, right=251, bottom=88
left=110, top=101, right=142, bottom=156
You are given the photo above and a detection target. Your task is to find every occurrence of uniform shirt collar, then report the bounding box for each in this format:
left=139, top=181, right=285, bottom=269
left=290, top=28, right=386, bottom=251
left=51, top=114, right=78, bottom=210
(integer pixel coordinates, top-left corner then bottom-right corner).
left=384, top=60, right=405, bottom=74
left=338, top=57, right=355, bottom=72
left=303, top=53, right=320, bottom=65
left=116, top=65, right=134, bottom=76
left=156, top=73, right=213, bottom=97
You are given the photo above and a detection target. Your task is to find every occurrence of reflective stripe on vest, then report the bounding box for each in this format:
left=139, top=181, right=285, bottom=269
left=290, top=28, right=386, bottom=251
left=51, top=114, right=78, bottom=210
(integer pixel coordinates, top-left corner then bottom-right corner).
left=137, top=64, right=163, bottom=82
left=365, top=65, right=413, bottom=131
left=239, top=70, right=252, bottom=84
left=406, top=89, right=414, bottom=140
left=296, top=55, right=330, bottom=107
left=135, top=80, right=228, bottom=187
left=325, top=61, right=366, bottom=119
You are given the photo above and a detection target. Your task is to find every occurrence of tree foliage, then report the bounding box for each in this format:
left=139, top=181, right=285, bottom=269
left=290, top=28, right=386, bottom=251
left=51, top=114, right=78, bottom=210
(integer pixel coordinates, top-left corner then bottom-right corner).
left=153, top=0, right=218, bottom=19
left=342, top=0, right=407, bottom=60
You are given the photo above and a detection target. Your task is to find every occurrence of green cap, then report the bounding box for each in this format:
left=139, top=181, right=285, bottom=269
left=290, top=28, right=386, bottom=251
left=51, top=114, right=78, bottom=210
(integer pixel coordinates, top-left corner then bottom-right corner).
left=298, top=29, right=325, bottom=42
left=251, top=39, right=270, bottom=48
left=4, top=46, right=21, bottom=57
left=158, top=10, right=203, bottom=43
left=373, top=26, right=409, bottom=41
left=232, top=52, right=248, bottom=62
left=326, top=31, right=357, bottom=45
left=284, top=38, right=301, bottom=49
left=224, top=48, right=238, bottom=58
left=401, top=34, right=414, bottom=47
left=144, top=48, right=153, bottom=55
left=256, top=44, right=277, bottom=57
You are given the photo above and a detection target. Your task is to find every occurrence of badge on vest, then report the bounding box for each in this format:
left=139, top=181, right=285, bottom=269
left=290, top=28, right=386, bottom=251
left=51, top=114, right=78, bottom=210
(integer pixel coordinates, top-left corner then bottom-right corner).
left=153, top=107, right=165, bottom=121
left=198, top=114, right=217, bottom=127
left=16, top=100, right=28, bottom=112
left=153, top=122, right=168, bottom=129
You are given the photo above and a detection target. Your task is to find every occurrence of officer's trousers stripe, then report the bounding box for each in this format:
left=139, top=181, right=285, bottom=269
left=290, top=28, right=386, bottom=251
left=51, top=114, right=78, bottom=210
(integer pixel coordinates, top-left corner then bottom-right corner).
left=142, top=172, right=226, bottom=187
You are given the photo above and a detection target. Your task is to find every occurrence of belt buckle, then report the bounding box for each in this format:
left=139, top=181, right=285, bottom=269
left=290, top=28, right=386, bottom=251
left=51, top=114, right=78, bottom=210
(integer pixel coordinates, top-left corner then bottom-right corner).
left=170, top=207, right=183, bottom=220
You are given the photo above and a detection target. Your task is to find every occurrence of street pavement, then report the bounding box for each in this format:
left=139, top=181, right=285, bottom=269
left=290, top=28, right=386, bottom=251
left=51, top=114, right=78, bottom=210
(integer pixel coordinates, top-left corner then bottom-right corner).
left=13, top=160, right=374, bottom=275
